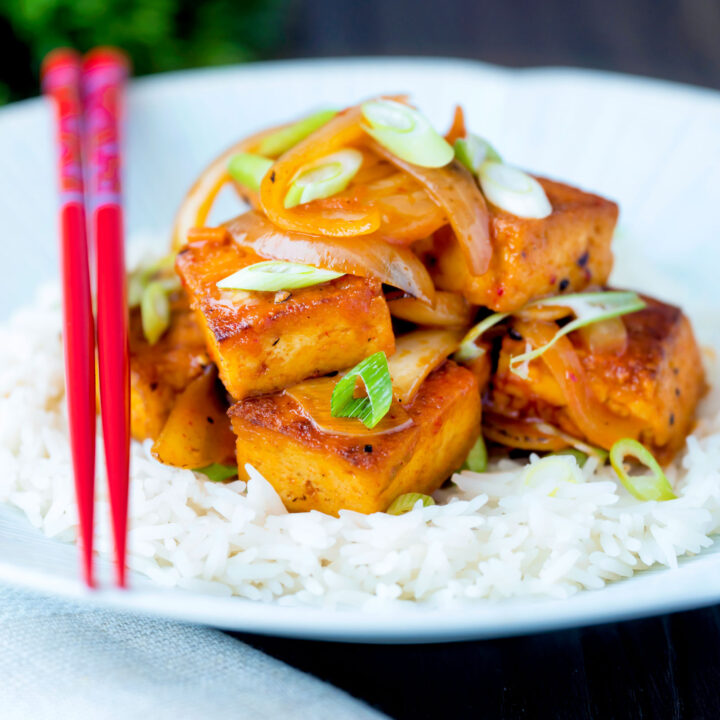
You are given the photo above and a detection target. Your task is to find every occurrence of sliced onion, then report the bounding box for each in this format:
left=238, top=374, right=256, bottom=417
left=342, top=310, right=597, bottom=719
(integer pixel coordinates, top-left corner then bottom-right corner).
left=224, top=211, right=436, bottom=303
left=514, top=319, right=644, bottom=449
left=388, top=328, right=463, bottom=404
left=284, top=149, right=364, bottom=208
left=171, top=121, right=294, bottom=251
left=478, top=161, right=552, bottom=219
left=361, top=99, right=454, bottom=168
left=259, top=105, right=382, bottom=237
left=482, top=414, right=569, bottom=451
left=369, top=140, right=491, bottom=275
left=387, top=291, right=473, bottom=327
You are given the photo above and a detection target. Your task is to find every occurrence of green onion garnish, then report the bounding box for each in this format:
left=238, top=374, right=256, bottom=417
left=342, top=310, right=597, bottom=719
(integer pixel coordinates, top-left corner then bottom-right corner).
left=284, top=148, right=363, bottom=209
left=463, top=435, right=488, bottom=472
left=509, top=291, right=646, bottom=376
left=535, top=423, right=609, bottom=464
left=387, top=492, right=435, bottom=515
left=609, top=438, right=676, bottom=501
left=217, top=260, right=343, bottom=292
left=331, top=352, right=393, bottom=429
left=361, top=99, right=453, bottom=168
left=228, top=153, right=273, bottom=192
left=141, top=281, right=171, bottom=345
left=128, top=254, right=178, bottom=308
left=478, top=161, right=552, bottom=219
left=257, top=109, right=338, bottom=157
left=454, top=134, right=501, bottom=175
left=194, top=463, right=239, bottom=483
left=549, top=448, right=589, bottom=468
left=455, top=312, right=510, bottom=362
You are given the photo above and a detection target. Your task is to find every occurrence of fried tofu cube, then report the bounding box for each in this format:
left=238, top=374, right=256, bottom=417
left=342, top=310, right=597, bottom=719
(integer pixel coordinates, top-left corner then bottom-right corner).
left=229, top=361, right=482, bottom=515
left=129, top=293, right=209, bottom=441
left=176, top=231, right=395, bottom=400
left=426, top=178, right=617, bottom=312
left=486, top=295, right=705, bottom=463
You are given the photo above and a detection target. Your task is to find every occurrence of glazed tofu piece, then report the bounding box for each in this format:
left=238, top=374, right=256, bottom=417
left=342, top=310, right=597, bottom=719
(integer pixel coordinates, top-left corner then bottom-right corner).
left=426, top=178, right=617, bottom=312
left=176, top=230, right=395, bottom=400
left=230, top=361, right=482, bottom=515
left=485, top=296, right=705, bottom=463
left=129, top=294, right=209, bottom=441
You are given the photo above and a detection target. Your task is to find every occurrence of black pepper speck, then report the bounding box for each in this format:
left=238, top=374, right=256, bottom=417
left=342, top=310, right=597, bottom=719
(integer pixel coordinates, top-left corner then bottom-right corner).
left=559, top=278, right=570, bottom=291
left=364, top=444, right=373, bottom=453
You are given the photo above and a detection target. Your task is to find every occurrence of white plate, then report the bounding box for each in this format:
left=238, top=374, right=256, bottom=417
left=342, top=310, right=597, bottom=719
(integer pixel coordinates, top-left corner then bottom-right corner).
left=1, top=58, right=720, bottom=643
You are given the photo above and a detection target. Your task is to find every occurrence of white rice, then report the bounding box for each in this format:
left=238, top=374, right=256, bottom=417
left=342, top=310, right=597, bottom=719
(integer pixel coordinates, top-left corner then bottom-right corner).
left=1, top=284, right=719, bottom=609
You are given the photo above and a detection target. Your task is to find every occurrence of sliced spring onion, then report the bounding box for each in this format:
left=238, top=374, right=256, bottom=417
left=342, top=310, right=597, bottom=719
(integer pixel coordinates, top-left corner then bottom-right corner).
left=331, top=352, right=393, bottom=429
left=386, top=492, right=435, bottom=515
left=463, top=435, right=488, bottom=472
left=609, top=438, right=676, bottom=501
left=284, top=148, right=364, bottom=209
left=194, top=463, right=239, bottom=483
left=509, top=291, right=646, bottom=376
left=228, top=153, right=273, bottom=192
left=454, top=134, right=501, bottom=175
left=455, top=312, right=510, bottom=362
left=535, top=423, right=609, bottom=464
left=217, top=260, right=343, bottom=292
left=141, top=281, right=171, bottom=345
left=128, top=254, right=178, bottom=308
left=549, top=448, right=589, bottom=468
left=478, top=161, right=552, bottom=219
left=361, top=99, right=454, bottom=168
left=257, top=109, right=337, bottom=157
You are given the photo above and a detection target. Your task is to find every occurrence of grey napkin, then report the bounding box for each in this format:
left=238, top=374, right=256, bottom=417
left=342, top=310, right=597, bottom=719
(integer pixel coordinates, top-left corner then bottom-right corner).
left=0, top=585, right=387, bottom=720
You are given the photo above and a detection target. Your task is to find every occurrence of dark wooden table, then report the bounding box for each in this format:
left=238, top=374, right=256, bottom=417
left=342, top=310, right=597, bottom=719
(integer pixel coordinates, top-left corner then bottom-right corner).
left=228, top=2, right=720, bottom=717
left=232, top=603, right=720, bottom=718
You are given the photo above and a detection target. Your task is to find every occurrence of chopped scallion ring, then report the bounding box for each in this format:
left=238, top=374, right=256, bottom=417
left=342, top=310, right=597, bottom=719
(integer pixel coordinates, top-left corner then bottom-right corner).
left=257, top=109, right=337, bottom=157
left=361, top=99, right=454, bottom=168
left=463, top=435, right=488, bottom=472
left=387, top=492, right=435, bottom=515
left=454, top=312, right=510, bottom=362
left=284, top=148, right=363, bottom=208
left=331, top=352, right=393, bottom=429
left=141, top=281, right=171, bottom=345
left=535, top=423, right=609, bottom=464
left=194, top=463, right=239, bottom=483
left=228, top=153, right=273, bottom=192
left=609, top=438, right=676, bottom=501
left=549, top=448, right=589, bottom=468
left=454, top=134, right=501, bottom=175
left=509, top=291, right=646, bottom=376
left=478, top=161, right=552, bottom=219
left=217, top=260, right=343, bottom=292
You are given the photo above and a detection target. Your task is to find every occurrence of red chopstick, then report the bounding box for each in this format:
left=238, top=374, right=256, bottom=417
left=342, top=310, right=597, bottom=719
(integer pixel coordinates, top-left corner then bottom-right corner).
left=41, top=49, right=97, bottom=588
left=82, top=48, right=131, bottom=588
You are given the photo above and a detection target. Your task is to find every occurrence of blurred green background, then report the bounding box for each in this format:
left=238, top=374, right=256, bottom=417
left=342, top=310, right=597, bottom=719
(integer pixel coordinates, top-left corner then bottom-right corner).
left=0, top=0, right=717, bottom=106
left=0, top=0, right=290, bottom=104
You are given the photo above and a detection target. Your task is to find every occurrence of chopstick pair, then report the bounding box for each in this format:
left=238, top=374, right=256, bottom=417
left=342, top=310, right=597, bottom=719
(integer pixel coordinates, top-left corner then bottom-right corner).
left=41, top=47, right=130, bottom=589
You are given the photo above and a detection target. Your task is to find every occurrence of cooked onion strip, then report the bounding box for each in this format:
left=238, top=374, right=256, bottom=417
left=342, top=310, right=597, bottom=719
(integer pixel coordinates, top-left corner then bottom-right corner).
left=369, top=140, right=492, bottom=275
left=170, top=120, right=294, bottom=251
left=388, top=328, right=463, bottom=404
left=515, top=319, right=644, bottom=449
left=259, top=105, right=382, bottom=237
left=387, top=291, right=473, bottom=327
left=224, top=212, right=435, bottom=302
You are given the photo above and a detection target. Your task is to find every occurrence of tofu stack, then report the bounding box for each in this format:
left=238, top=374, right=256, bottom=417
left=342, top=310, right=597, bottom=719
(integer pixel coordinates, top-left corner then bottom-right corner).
left=129, top=97, right=704, bottom=514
